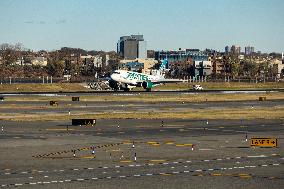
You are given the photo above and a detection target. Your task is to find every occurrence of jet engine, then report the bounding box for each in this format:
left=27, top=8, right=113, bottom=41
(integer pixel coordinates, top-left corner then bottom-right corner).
left=142, top=81, right=153, bottom=91
left=109, top=80, right=119, bottom=90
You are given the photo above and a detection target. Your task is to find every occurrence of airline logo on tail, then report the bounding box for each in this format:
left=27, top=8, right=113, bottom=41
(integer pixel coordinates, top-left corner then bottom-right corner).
left=159, top=59, right=168, bottom=71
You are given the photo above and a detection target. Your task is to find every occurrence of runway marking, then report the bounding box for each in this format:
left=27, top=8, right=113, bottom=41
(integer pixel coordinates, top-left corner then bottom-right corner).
left=211, top=173, right=222, bottom=176
left=80, top=156, right=96, bottom=159
left=149, top=160, right=166, bottom=162
left=1, top=163, right=283, bottom=187
left=33, top=142, right=123, bottom=158
left=120, top=160, right=132, bottom=163
left=3, top=154, right=282, bottom=178
left=147, top=141, right=159, bottom=144
left=198, top=149, right=214, bottom=151
left=247, top=155, right=267, bottom=158
left=160, top=173, right=171, bottom=176
left=46, top=129, right=75, bottom=131
left=151, top=143, right=160, bottom=146
left=207, top=129, right=218, bottom=131
left=176, top=144, right=192, bottom=147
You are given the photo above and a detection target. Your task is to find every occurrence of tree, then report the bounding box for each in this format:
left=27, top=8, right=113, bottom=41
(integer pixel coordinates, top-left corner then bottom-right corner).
left=46, top=60, right=65, bottom=77
left=0, top=43, right=19, bottom=65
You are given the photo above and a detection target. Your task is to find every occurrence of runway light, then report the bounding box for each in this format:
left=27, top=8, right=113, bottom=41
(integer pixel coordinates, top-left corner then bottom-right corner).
left=73, top=150, right=76, bottom=157
left=134, top=152, right=137, bottom=162
left=132, top=141, right=135, bottom=148
left=1, top=126, right=3, bottom=132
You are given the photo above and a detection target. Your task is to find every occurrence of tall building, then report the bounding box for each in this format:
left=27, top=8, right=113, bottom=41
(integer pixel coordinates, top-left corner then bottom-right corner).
left=117, top=35, right=147, bottom=59
left=230, top=45, right=241, bottom=54
left=245, top=46, right=255, bottom=55
left=225, top=46, right=230, bottom=54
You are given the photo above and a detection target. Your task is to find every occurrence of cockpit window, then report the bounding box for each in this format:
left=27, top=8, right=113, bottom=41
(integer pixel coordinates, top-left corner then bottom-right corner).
left=113, top=71, right=120, bottom=74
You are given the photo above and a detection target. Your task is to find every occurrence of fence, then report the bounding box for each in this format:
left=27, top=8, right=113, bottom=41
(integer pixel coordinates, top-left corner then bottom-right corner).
left=183, top=76, right=283, bottom=83
left=0, top=77, right=65, bottom=84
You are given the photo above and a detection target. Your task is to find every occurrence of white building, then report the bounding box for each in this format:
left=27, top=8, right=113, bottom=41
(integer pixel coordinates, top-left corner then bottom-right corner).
left=31, top=57, right=47, bottom=66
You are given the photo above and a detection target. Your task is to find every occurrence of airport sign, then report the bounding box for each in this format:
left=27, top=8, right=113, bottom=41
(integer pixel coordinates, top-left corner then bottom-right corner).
left=250, top=138, right=277, bottom=147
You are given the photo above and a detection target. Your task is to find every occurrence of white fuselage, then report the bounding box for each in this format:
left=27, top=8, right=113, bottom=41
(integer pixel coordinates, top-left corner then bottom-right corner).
left=110, top=70, right=161, bottom=85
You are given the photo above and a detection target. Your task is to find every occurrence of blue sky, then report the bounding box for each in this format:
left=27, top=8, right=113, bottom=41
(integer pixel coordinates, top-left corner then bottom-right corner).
left=0, top=0, right=283, bottom=52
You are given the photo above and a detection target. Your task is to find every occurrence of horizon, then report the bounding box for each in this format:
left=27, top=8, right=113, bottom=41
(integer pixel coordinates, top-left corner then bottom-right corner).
left=0, top=0, right=283, bottom=53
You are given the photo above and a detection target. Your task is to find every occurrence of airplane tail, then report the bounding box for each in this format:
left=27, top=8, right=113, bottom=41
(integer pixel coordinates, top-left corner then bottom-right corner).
left=159, top=59, right=168, bottom=71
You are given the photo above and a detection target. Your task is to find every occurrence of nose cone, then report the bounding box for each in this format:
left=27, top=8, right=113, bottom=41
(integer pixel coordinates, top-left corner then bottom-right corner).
left=111, top=73, right=118, bottom=81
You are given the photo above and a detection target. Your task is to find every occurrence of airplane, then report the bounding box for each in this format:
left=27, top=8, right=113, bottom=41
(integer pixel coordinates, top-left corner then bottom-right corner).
left=109, top=59, right=184, bottom=91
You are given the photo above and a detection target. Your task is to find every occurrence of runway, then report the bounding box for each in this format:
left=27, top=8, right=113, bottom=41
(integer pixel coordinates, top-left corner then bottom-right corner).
left=0, top=93, right=283, bottom=188
left=0, top=118, right=283, bottom=188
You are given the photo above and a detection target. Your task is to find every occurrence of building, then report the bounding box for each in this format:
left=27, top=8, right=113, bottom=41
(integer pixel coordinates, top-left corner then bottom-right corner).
left=147, top=50, right=155, bottom=58
left=225, top=46, right=230, bottom=54
left=213, top=61, right=225, bottom=75
left=245, top=46, right=255, bottom=55
left=119, top=58, right=158, bottom=74
left=80, top=55, right=107, bottom=68
left=117, top=35, right=147, bottom=59
left=31, top=57, right=47, bottom=66
left=270, top=59, right=284, bottom=78
left=154, top=49, right=208, bottom=69
left=230, top=45, right=241, bottom=54
left=194, top=60, right=212, bottom=76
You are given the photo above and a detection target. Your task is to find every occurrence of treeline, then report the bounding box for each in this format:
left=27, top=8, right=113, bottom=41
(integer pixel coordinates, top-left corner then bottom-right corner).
left=0, top=43, right=120, bottom=78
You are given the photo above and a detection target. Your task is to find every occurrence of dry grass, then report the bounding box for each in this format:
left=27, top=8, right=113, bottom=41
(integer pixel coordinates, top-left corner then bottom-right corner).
left=5, top=92, right=284, bottom=103
left=155, top=82, right=284, bottom=90
left=0, top=82, right=283, bottom=93
left=0, top=83, right=88, bottom=92
left=1, top=106, right=283, bottom=121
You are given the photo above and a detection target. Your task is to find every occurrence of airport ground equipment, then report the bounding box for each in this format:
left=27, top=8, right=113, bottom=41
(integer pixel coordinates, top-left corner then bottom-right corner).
left=193, top=85, right=203, bottom=91
left=50, top=101, right=58, bottom=106
left=259, top=96, right=267, bottom=101
left=72, top=97, right=80, bottom=101
left=88, top=80, right=111, bottom=90
left=72, top=119, right=96, bottom=126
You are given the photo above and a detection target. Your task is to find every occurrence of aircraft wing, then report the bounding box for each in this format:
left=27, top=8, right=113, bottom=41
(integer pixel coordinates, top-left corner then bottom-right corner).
left=146, top=79, right=187, bottom=86
left=150, top=79, right=186, bottom=85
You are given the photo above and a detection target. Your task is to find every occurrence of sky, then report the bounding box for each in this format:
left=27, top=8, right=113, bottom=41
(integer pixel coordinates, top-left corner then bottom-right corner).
left=0, top=0, right=283, bottom=52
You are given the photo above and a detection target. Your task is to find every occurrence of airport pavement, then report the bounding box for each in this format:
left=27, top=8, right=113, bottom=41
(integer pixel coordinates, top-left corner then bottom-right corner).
left=0, top=118, right=283, bottom=188
left=0, top=99, right=283, bottom=115
left=0, top=93, right=283, bottom=188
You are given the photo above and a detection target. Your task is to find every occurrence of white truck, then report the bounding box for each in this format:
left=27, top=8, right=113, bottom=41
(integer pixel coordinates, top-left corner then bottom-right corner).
left=193, top=85, right=203, bottom=91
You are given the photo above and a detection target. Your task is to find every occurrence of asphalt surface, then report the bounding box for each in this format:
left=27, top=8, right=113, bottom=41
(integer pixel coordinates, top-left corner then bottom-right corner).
left=0, top=96, right=283, bottom=188
left=0, top=99, right=283, bottom=115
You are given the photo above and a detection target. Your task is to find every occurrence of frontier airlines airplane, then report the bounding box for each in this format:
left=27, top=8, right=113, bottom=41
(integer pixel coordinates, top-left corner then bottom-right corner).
left=109, top=60, right=184, bottom=91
